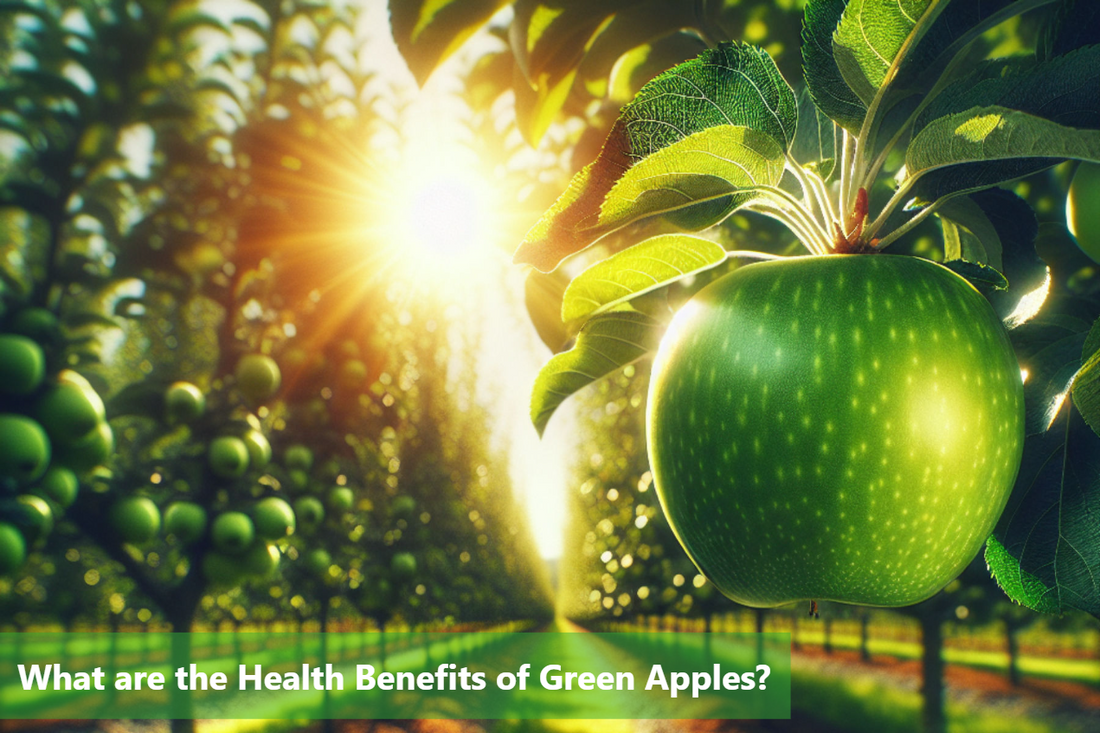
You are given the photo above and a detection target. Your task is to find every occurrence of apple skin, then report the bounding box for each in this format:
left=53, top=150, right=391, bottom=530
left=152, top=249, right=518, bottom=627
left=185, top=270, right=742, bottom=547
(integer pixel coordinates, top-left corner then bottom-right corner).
left=327, top=486, right=354, bottom=512
left=304, top=548, right=332, bottom=577
left=208, top=436, right=250, bottom=478
left=164, top=502, right=208, bottom=544
left=12, top=494, right=53, bottom=544
left=34, top=372, right=106, bottom=444
left=211, top=511, right=255, bottom=554
left=253, top=496, right=295, bottom=539
left=0, top=415, right=51, bottom=487
left=1067, top=162, right=1100, bottom=263
left=0, top=335, right=45, bottom=396
left=646, top=255, right=1025, bottom=608
left=235, top=354, right=281, bottom=402
left=242, top=430, right=272, bottom=469
left=284, top=444, right=313, bottom=472
left=294, top=496, right=325, bottom=530
left=54, top=421, right=113, bottom=474
left=391, top=552, right=417, bottom=580
left=109, top=497, right=161, bottom=545
left=203, top=551, right=246, bottom=586
left=0, top=522, right=27, bottom=575
left=243, top=542, right=280, bottom=576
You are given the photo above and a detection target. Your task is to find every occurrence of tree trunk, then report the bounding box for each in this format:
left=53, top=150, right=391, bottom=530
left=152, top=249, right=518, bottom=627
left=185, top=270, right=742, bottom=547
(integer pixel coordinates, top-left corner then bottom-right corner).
left=791, top=612, right=800, bottom=651
left=823, top=617, right=833, bottom=655
left=860, top=612, right=872, bottom=662
left=168, top=612, right=194, bottom=733
left=1006, top=622, right=1021, bottom=687
left=920, top=614, right=946, bottom=733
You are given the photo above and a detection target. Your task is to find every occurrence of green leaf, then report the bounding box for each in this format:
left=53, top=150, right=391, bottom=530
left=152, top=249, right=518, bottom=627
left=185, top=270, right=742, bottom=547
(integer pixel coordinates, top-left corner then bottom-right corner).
left=938, top=196, right=1003, bottom=267
left=940, top=260, right=1008, bottom=292
left=512, top=60, right=579, bottom=146
left=1073, top=347, right=1100, bottom=438
left=802, top=0, right=866, bottom=132
left=598, top=125, right=786, bottom=232
left=510, top=0, right=619, bottom=85
left=992, top=330, right=1100, bottom=618
left=792, top=85, right=839, bottom=179
left=388, top=0, right=511, bottom=86
left=525, top=269, right=571, bottom=354
left=561, top=234, right=727, bottom=323
left=832, top=0, right=945, bottom=106
left=904, top=107, right=1100, bottom=200
left=1041, top=0, right=1100, bottom=59
left=530, top=310, right=662, bottom=435
left=605, top=31, right=708, bottom=103
left=985, top=536, right=1062, bottom=614
left=515, top=43, right=796, bottom=272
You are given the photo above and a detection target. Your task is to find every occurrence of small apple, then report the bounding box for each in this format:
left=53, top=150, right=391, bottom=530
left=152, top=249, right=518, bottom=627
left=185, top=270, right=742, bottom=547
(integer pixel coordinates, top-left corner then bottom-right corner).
left=0, top=335, right=45, bottom=396
left=109, top=496, right=161, bottom=545
left=327, top=486, right=354, bottom=512
left=164, top=382, right=205, bottom=424
left=286, top=469, right=309, bottom=490
left=1067, top=162, right=1100, bottom=263
left=391, top=495, right=416, bottom=517
left=54, top=421, right=113, bottom=474
left=243, top=542, right=280, bottom=577
left=0, top=415, right=51, bottom=487
left=293, top=496, right=324, bottom=530
left=391, top=552, right=417, bottom=580
left=208, top=436, right=250, bottom=478
left=211, top=511, right=255, bottom=554
left=35, top=466, right=79, bottom=508
left=34, top=371, right=106, bottom=444
left=253, top=496, right=295, bottom=539
left=235, top=354, right=281, bottom=402
left=0, top=522, right=27, bottom=575
left=11, top=495, right=53, bottom=544
left=241, top=429, right=271, bottom=469
left=283, top=444, right=313, bottom=472
left=303, top=548, right=332, bottom=577
left=9, top=307, right=60, bottom=345
left=164, top=502, right=208, bottom=544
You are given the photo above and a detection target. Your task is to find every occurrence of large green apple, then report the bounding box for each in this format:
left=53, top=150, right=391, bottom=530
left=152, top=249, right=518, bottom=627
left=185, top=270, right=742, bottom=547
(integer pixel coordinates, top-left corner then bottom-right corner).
left=253, top=496, right=295, bottom=539
left=164, top=501, right=208, bottom=544
left=646, top=255, right=1025, bottom=608
left=0, top=522, right=27, bottom=575
left=164, top=382, right=205, bottom=425
left=34, top=371, right=105, bottom=444
left=235, top=354, right=281, bottom=402
left=211, top=511, right=255, bottom=554
left=242, top=429, right=272, bottom=469
left=54, top=421, right=113, bottom=474
left=1067, top=162, right=1100, bottom=263
left=208, top=436, right=250, bottom=478
left=35, top=466, right=79, bottom=508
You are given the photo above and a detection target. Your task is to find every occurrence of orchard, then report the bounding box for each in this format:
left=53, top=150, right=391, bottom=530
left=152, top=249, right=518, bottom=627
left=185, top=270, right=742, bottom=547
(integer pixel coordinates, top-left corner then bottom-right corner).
left=1, top=2, right=1100, bottom=733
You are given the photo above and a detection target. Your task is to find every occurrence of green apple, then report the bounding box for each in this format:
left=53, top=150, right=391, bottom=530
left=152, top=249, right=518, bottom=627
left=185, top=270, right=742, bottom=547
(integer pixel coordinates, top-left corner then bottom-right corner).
left=9, top=307, right=60, bottom=345
left=0, top=415, right=51, bottom=487
left=0, top=522, right=27, bottom=575
left=391, top=552, right=417, bottom=580
left=11, top=494, right=53, bottom=544
left=164, top=502, right=207, bottom=544
left=202, top=551, right=245, bottom=586
left=253, top=496, right=295, bottom=539
left=243, top=542, right=280, bottom=576
left=211, top=511, right=255, bottom=554
left=208, top=436, right=250, bottom=478
left=235, top=354, right=281, bottom=402
left=54, top=421, right=113, bottom=473
left=293, top=496, right=324, bottom=530
left=164, top=382, right=205, bottom=424
left=34, top=372, right=106, bottom=444
left=327, top=486, right=354, bottom=512
left=109, top=496, right=161, bottom=545
left=0, top=335, right=45, bottom=396
left=391, top=495, right=416, bottom=517
left=303, top=548, right=331, bottom=577
left=242, top=429, right=271, bottom=469
left=647, top=255, right=1025, bottom=607
left=286, top=469, right=309, bottom=491
left=1067, top=162, right=1100, bottom=263
left=35, top=466, right=79, bottom=508
left=284, top=444, right=313, bottom=472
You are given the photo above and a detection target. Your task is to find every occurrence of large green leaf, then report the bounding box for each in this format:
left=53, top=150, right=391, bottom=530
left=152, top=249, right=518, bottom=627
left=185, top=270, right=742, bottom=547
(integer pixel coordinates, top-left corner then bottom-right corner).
left=904, top=107, right=1100, bottom=200
left=598, top=125, right=786, bottom=231
left=1072, top=320, right=1100, bottom=437
left=991, top=330, right=1100, bottom=618
left=938, top=196, right=1003, bottom=268
left=985, top=537, right=1062, bottom=614
left=1041, top=0, right=1100, bottom=59
left=530, top=310, right=662, bottom=435
left=514, top=44, right=797, bottom=272
left=561, top=234, right=727, bottom=323
left=802, top=0, right=866, bottom=132
left=832, top=0, right=944, bottom=106
left=388, top=0, right=511, bottom=85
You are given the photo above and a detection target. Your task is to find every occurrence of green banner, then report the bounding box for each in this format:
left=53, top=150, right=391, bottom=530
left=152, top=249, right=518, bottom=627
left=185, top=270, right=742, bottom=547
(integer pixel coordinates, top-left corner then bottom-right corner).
left=0, top=631, right=789, bottom=719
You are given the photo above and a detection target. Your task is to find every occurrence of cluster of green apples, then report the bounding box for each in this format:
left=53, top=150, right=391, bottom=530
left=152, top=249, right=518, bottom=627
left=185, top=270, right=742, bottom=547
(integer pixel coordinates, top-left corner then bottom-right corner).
left=0, top=308, right=114, bottom=575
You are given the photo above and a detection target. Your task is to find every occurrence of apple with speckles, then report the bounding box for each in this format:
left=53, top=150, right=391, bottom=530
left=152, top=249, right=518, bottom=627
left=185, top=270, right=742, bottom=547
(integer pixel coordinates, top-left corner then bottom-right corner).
left=646, top=255, right=1025, bottom=607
